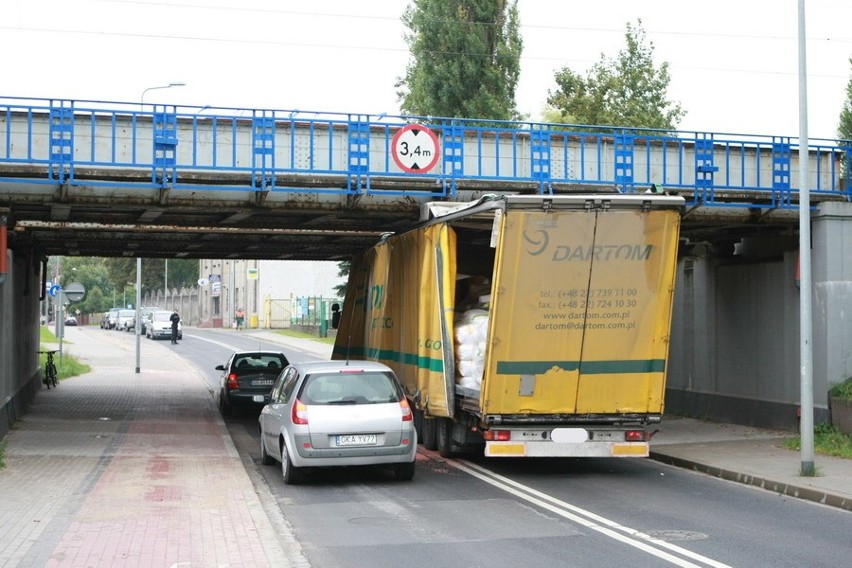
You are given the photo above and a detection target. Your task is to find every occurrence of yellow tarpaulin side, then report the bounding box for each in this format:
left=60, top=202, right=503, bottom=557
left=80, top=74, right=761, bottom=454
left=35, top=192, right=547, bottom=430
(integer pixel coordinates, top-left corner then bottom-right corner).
left=483, top=210, right=592, bottom=414
left=575, top=210, right=680, bottom=413
left=332, top=225, right=456, bottom=418
left=482, top=208, right=680, bottom=416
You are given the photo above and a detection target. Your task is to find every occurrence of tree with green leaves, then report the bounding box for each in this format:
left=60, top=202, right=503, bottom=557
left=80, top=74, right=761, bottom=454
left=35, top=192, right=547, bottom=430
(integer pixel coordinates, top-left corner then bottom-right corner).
left=838, top=58, right=852, bottom=141
left=334, top=260, right=350, bottom=299
left=545, top=19, right=684, bottom=132
left=45, top=256, right=201, bottom=316
left=397, top=0, right=523, bottom=121
left=105, top=257, right=198, bottom=294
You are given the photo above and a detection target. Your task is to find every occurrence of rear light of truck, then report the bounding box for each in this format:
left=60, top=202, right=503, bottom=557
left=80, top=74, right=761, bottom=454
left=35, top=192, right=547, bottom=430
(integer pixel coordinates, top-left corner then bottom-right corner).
left=291, top=400, right=309, bottom=425
left=625, top=430, right=645, bottom=442
left=482, top=429, right=511, bottom=441
left=226, top=373, right=240, bottom=390
left=399, top=398, right=413, bottom=421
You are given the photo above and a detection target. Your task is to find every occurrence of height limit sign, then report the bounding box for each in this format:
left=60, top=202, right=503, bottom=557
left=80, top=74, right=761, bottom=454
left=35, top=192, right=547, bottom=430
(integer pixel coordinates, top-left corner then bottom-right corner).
left=391, top=124, right=440, bottom=174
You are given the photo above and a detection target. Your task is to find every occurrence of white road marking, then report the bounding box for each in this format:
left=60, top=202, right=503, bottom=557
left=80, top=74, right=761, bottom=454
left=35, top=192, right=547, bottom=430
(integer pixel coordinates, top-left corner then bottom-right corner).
left=448, top=458, right=732, bottom=568
left=182, top=333, right=240, bottom=351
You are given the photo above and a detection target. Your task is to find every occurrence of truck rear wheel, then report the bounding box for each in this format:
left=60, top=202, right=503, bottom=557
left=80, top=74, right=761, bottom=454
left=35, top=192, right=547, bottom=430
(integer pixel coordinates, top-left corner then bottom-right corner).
left=422, top=417, right=437, bottom=450
left=413, top=408, right=423, bottom=442
left=437, top=418, right=453, bottom=458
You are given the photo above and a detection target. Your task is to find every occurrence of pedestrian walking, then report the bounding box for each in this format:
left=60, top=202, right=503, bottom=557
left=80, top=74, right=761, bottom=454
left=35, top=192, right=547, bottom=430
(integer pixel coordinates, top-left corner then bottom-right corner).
left=170, top=309, right=181, bottom=344
left=235, top=308, right=245, bottom=331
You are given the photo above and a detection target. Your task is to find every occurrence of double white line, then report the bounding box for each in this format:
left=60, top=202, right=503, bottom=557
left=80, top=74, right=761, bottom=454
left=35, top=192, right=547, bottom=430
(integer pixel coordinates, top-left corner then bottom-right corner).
left=451, top=458, right=731, bottom=568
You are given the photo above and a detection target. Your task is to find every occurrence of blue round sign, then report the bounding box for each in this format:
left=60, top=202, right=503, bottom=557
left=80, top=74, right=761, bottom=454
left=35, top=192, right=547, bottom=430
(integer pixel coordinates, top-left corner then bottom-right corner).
left=49, top=284, right=61, bottom=298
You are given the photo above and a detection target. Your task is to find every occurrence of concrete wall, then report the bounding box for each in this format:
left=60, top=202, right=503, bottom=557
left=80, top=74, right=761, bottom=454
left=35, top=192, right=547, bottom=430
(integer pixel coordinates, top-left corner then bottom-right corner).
left=1, top=249, right=42, bottom=439
left=143, top=288, right=201, bottom=327
left=812, top=202, right=852, bottom=391
left=667, top=201, right=852, bottom=430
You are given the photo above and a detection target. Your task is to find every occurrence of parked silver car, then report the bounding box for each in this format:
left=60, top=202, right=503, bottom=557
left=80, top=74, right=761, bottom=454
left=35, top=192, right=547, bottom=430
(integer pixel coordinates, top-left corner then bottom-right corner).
left=258, top=360, right=417, bottom=484
left=115, top=309, right=135, bottom=331
left=106, top=308, right=121, bottom=329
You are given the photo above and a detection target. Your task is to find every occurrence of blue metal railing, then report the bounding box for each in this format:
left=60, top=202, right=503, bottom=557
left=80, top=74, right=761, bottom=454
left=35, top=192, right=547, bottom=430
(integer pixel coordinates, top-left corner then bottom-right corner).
left=1, top=96, right=850, bottom=208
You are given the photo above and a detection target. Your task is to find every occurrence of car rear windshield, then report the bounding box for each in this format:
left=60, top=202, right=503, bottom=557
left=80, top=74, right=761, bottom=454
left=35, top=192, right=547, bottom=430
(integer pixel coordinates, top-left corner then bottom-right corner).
left=300, top=372, right=402, bottom=405
left=233, top=354, right=288, bottom=373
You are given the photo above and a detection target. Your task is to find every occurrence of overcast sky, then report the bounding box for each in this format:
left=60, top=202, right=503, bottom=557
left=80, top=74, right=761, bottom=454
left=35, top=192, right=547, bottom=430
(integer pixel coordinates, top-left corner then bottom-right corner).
left=2, top=0, right=851, bottom=139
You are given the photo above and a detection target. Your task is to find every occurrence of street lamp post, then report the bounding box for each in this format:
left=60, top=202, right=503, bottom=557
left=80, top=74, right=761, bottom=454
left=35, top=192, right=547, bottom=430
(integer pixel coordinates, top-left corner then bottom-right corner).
left=140, top=82, right=186, bottom=105
left=140, top=82, right=185, bottom=303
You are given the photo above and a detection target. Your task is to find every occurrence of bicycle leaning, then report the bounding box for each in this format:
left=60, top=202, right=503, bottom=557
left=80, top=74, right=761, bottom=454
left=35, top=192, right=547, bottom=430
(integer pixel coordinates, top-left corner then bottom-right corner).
left=40, top=350, right=59, bottom=389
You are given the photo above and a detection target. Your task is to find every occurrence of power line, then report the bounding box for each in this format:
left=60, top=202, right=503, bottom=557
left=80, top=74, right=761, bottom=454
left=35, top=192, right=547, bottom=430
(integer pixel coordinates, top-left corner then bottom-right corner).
left=1, top=23, right=846, bottom=83
left=90, top=0, right=852, bottom=44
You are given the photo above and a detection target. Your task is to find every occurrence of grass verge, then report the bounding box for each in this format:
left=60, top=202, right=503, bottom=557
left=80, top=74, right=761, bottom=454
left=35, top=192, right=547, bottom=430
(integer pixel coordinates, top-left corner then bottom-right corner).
left=40, top=325, right=61, bottom=343
left=275, top=329, right=336, bottom=345
left=40, top=325, right=90, bottom=381
left=0, top=439, right=6, bottom=470
left=783, top=423, right=852, bottom=459
left=38, top=351, right=91, bottom=382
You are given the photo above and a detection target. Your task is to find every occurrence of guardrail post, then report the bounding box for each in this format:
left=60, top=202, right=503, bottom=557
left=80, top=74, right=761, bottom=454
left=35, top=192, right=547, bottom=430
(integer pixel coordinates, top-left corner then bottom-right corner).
left=252, top=111, right=276, bottom=191
left=772, top=137, right=792, bottom=208
left=152, top=105, right=178, bottom=188
left=48, top=101, right=74, bottom=184
left=614, top=130, right=635, bottom=193
left=843, top=144, right=852, bottom=198
left=530, top=124, right=553, bottom=194
left=347, top=115, right=370, bottom=193
left=442, top=122, right=464, bottom=198
left=694, top=132, right=719, bottom=205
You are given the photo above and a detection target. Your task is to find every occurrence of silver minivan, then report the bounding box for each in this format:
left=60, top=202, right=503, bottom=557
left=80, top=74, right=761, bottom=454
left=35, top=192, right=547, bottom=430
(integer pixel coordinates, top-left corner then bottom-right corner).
left=258, top=360, right=417, bottom=484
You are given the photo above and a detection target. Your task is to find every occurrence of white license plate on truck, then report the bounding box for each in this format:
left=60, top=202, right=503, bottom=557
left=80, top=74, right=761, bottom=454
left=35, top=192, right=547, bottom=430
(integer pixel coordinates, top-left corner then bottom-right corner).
left=336, top=434, right=377, bottom=447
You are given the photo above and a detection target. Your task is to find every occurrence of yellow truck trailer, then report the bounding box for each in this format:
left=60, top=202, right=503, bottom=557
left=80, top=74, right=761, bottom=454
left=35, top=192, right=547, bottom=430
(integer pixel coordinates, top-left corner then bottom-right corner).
left=332, top=194, right=683, bottom=458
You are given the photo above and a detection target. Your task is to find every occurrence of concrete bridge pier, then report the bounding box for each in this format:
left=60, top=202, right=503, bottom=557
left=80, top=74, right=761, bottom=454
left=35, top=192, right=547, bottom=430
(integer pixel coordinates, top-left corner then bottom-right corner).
left=667, top=201, right=852, bottom=430
left=0, top=246, right=42, bottom=439
left=812, top=202, right=852, bottom=406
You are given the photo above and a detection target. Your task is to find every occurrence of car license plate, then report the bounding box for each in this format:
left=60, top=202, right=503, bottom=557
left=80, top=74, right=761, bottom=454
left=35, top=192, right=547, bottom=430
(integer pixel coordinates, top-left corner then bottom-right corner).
left=252, top=379, right=274, bottom=386
left=336, top=434, right=377, bottom=447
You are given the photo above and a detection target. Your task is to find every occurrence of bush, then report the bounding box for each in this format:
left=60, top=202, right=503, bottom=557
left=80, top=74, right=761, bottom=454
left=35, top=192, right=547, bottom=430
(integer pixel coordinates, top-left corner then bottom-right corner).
left=829, top=377, right=852, bottom=401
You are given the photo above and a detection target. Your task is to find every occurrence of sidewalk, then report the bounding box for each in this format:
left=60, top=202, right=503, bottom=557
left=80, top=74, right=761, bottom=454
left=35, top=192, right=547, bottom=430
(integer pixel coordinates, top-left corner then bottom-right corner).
left=650, top=417, right=852, bottom=511
left=0, top=326, right=310, bottom=568
left=2, top=329, right=851, bottom=567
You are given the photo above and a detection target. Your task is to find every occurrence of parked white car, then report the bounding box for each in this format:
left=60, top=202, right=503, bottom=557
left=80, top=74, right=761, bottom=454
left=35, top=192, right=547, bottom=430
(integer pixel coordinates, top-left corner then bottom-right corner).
left=145, top=310, right=182, bottom=340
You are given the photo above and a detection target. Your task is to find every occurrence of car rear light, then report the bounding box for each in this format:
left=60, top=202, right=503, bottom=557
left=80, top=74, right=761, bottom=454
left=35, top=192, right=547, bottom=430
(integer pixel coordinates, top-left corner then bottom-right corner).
left=625, top=430, right=645, bottom=442
left=226, top=373, right=240, bottom=390
left=291, top=400, right=308, bottom=425
left=482, top=429, right=511, bottom=441
left=399, top=398, right=413, bottom=422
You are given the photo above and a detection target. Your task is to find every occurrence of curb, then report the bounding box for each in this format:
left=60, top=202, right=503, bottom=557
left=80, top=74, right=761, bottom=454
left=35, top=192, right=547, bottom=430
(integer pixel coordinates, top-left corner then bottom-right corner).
left=649, top=452, right=852, bottom=512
